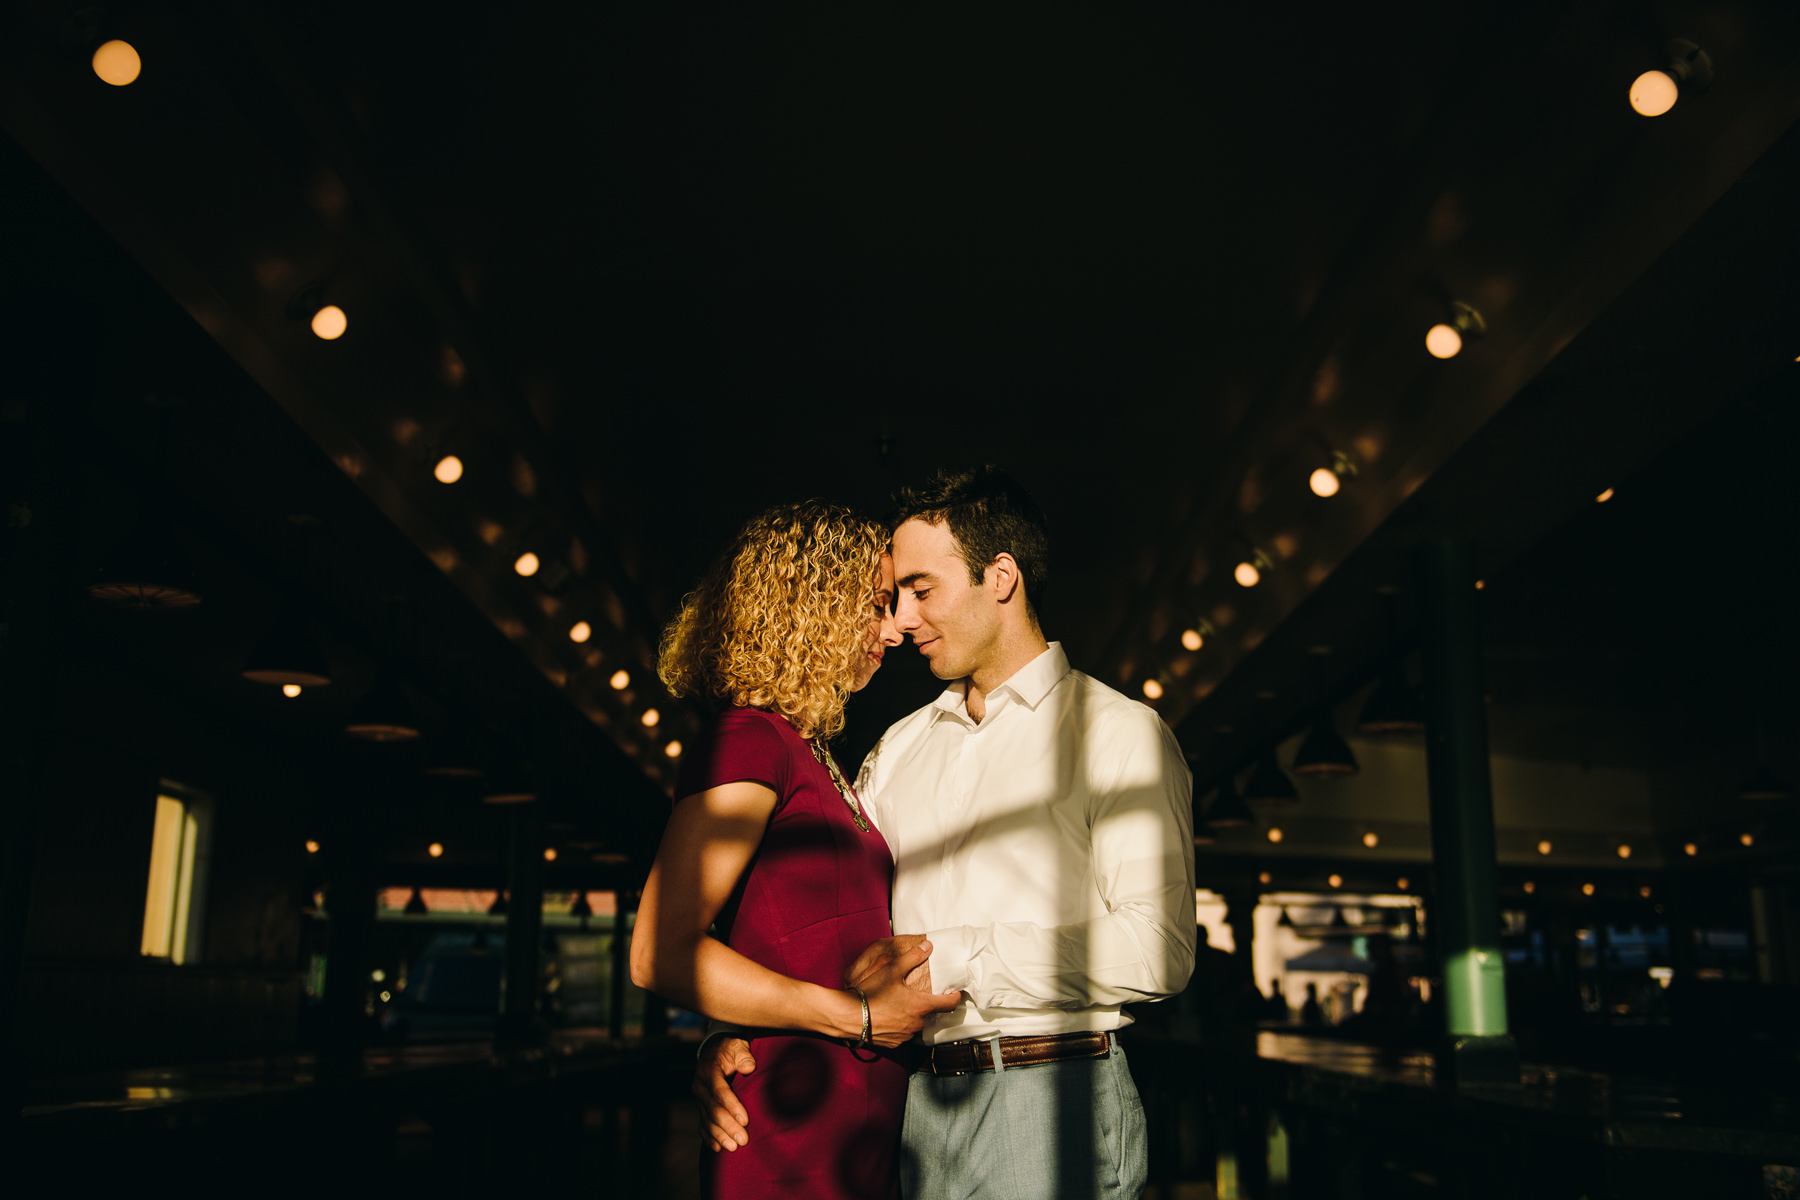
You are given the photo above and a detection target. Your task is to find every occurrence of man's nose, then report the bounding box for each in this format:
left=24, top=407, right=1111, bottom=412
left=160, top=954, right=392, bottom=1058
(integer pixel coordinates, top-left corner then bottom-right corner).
left=894, top=591, right=922, bottom=632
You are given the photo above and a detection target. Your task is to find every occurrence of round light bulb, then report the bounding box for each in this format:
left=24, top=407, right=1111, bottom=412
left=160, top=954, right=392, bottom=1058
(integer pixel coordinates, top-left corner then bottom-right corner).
left=1180, top=628, right=1204, bottom=652
left=1616, top=844, right=1632, bottom=859
left=1327, top=873, right=1343, bottom=889
left=543, top=847, right=557, bottom=862
left=1396, top=877, right=1410, bottom=891
left=1267, top=827, right=1283, bottom=844
left=513, top=551, right=540, bottom=577
left=1629, top=69, right=1679, bottom=118
left=641, top=708, right=660, bottom=728
left=1234, top=561, right=1261, bottom=588
left=609, top=669, right=630, bottom=690
left=282, top=683, right=303, bottom=698
left=310, top=305, right=348, bottom=341
left=434, top=455, right=464, bottom=484
left=1639, top=885, right=1652, bottom=899
left=1362, top=832, right=1379, bottom=848
left=1683, top=842, right=1698, bottom=857
left=1581, top=883, right=1595, bottom=896
left=1142, top=678, right=1164, bottom=700
left=569, top=621, right=592, bottom=644
left=1258, top=871, right=1272, bottom=885
left=1523, top=881, right=1536, bottom=895
left=1740, top=832, right=1755, bottom=847
left=1425, top=323, right=1463, bottom=359
left=1309, top=467, right=1341, bottom=498
left=664, top=739, right=683, bottom=759
left=427, top=842, right=444, bottom=858
left=92, top=40, right=142, bottom=87
left=305, top=839, right=320, bottom=854
left=1537, top=839, right=1553, bottom=856
left=1595, top=487, right=1614, bottom=503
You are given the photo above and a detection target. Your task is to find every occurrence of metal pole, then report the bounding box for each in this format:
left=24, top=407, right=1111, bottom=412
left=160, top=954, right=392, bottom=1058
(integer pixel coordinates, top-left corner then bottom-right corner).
left=1415, top=540, right=1519, bottom=1085
left=501, top=801, right=547, bottom=1045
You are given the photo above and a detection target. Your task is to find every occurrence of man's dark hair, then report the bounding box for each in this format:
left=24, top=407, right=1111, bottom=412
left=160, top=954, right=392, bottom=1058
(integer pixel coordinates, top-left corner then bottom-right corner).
left=891, top=466, right=1050, bottom=622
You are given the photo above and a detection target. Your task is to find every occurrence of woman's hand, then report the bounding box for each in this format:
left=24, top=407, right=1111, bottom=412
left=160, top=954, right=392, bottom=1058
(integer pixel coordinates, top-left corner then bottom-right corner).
left=848, top=936, right=962, bottom=1047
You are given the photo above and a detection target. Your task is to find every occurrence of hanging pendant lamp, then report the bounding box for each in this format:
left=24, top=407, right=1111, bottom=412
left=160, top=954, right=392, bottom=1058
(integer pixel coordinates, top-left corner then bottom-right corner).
left=243, top=605, right=332, bottom=687
left=87, top=517, right=202, bottom=610
left=1244, top=750, right=1300, bottom=803
left=482, top=764, right=538, bottom=805
left=403, top=887, right=429, bottom=916
left=1356, top=663, right=1425, bottom=734
left=424, top=714, right=488, bottom=778
left=1738, top=763, right=1792, bottom=803
left=1204, top=772, right=1255, bottom=828
left=1293, top=717, right=1359, bottom=777
left=345, top=676, right=421, bottom=742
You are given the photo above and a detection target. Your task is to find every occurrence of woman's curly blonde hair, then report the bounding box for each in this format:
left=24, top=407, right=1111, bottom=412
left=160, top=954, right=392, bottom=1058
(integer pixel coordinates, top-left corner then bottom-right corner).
left=658, top=501, right=888, bottom=741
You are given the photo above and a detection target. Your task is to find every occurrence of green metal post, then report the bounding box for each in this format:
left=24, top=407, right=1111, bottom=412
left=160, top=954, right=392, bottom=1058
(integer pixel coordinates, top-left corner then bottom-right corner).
left=501, top=800, right=547, bottom=1045
left=1415, top=541, right=1519, bottom=1085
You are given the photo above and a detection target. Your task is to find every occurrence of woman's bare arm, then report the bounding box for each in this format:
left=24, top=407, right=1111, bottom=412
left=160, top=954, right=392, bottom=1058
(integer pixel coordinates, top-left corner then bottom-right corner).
left=630, top=782, right=958, bottom=1043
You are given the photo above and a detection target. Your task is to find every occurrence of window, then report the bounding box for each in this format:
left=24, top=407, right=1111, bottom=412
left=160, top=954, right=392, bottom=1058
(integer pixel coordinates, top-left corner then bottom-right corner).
left=139, top=783, right=211, bottom=964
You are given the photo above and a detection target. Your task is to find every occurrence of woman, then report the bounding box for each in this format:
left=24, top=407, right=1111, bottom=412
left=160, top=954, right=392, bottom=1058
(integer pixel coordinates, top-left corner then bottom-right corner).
left=631, top=501, right=958, bottom=1200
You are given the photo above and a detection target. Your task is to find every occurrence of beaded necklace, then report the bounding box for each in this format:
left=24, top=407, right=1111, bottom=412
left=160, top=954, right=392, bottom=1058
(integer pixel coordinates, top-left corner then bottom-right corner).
left=808, top=739, right=872, bottom=833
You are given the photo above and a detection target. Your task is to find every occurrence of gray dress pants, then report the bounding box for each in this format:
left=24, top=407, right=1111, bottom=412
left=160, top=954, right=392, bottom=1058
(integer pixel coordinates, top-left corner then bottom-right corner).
left=899, top=1034, right=1148, bottom=1200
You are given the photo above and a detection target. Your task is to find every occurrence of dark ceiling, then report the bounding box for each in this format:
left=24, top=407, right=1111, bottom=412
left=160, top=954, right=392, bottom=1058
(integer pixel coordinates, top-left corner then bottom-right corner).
left=3, top=0, right=1799, bottom=865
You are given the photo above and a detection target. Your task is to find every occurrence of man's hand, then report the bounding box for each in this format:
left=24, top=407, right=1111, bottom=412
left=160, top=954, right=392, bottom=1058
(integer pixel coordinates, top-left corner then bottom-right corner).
left=846, top=934, right=933, bottom=993
left=693, top=1035, right=756, bottom=1152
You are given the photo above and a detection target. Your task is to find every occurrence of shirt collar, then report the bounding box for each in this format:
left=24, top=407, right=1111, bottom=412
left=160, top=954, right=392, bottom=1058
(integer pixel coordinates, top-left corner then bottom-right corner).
left=930, top=642, right=1071, bottom=724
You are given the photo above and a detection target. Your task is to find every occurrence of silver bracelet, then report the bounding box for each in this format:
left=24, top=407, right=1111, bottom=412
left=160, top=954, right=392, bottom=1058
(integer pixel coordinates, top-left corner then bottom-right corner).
left=850, top=987, right=871, bottom=1047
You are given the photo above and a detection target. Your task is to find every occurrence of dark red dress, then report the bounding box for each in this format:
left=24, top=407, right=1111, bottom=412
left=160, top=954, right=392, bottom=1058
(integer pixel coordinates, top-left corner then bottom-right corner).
left=679, top=707, right=908, bottom=1200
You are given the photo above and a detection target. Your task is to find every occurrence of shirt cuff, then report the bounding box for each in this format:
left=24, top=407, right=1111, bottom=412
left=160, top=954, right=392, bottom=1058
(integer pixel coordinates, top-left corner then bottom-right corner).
left=926, top=925, right=977, bottom=995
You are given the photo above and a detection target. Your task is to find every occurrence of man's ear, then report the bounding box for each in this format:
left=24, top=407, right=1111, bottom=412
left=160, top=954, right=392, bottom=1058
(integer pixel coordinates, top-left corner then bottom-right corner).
left=988, top=553, right=1022, bottom=604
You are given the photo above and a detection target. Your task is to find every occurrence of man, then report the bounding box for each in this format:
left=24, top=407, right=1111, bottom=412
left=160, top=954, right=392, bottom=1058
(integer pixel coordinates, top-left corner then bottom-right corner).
left=699, top=467, right=1196, bottom=1199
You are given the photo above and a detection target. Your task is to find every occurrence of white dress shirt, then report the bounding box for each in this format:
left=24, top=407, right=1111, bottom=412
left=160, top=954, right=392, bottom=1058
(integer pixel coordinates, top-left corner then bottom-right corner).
left=857, top=642, right=1196, bottom=1046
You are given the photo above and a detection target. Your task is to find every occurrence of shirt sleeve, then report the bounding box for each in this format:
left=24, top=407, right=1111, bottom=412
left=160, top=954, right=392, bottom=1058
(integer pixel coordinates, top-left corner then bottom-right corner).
left=676, top=710, right=793, bottom=804
left=925, top=705, right=1197, bottom=1010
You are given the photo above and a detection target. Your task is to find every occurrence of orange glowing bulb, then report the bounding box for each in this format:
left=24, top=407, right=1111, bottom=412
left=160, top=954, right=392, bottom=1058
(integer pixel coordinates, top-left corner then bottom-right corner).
left=641, top=708, right=660, bottom=728
left=1180, top=628, right=1204, bottom=652
left=434, top=455, right=464, bottom=484
left=310, top=305, right=348, bottom=341
left=513, top=552, right=540, bottom=577
left=1537, top=839, right=1553, bottom=855
left=1396, top=877, right=1409, bottom=890
left=568, top=621, right=592, bottom=644
left=428, top=842, right=444, bottom=858
left=305, top=840, right=320, bottom=854
left=1616, top=844, right=1632, bottom=859
left=1142, top=678, right=1164, bottom=700
left=1741, top=832, right=1755, bottom=847
left=1523, top=881, right=1536, bottom=894
left=1258, top=871, right=1272, bottom=885
left=1595, top=487, right=1614, bottom=503
left=664, top=740, right=683, bottom=759
left=1327, top=874, right=1343, bottom=889
left=282, top=683, right=303, bottom=698
left=1582, top=883, right=1595, bottom=896
left=1629, top=69, right=1679, bottom=117
left=1234, top=561, right=1261, bottom=588
left=1683, top=842, right=1698, bottom=857
left=609, top=669, right=630, bottom=690
left=1639, top=885, right=1652, bottom=899
left=543, top=847, right=557, bottom=862
left=1425, top=323, right=1463, bottom=359
left=92, top=40, right=142, bottom=86
left=1309, top=467, right=1341, bottom=498
left=1362, top=832, right=1379, bottom=848
left=1267, top=828, right=1283, bottom=844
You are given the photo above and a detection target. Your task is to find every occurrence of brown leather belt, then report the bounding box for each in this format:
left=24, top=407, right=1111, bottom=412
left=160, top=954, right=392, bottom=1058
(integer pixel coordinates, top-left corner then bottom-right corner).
left=924, top=1030, right=1111, bottom=1077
